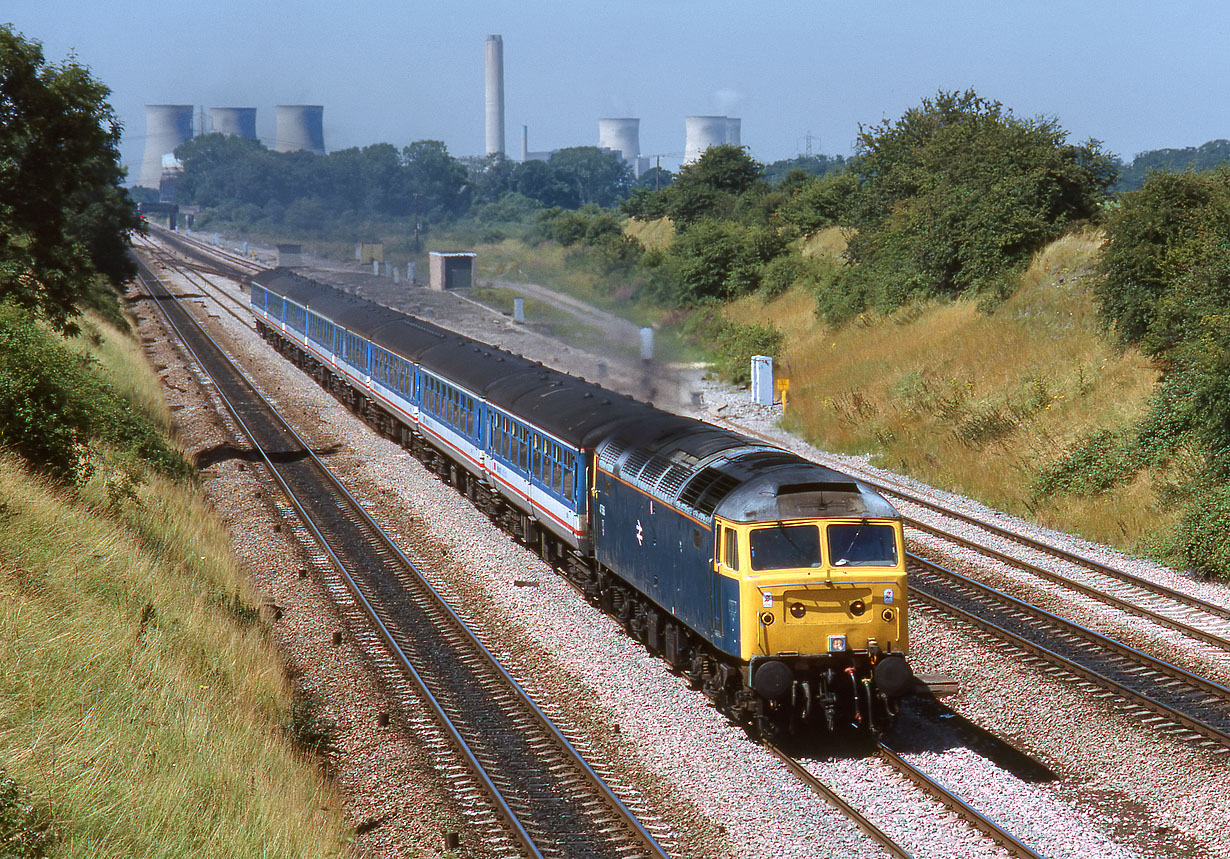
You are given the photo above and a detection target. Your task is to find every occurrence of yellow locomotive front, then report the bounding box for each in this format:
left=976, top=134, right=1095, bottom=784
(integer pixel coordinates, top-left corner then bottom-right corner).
left=712, top=479, right=913, bottom=734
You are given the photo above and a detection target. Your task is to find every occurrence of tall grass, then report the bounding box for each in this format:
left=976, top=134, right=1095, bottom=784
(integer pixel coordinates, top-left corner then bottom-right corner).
left=0, top=314, right=352, bottom=857
left=730, top=229, right=1171, bottom=551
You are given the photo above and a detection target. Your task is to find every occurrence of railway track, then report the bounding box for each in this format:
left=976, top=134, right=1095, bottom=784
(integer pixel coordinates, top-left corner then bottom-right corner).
left=769, top=740, right=1046, bottom=859
left=911, top=553, right=1230, bottom=749
left=133, top=249, right=677, bottom=859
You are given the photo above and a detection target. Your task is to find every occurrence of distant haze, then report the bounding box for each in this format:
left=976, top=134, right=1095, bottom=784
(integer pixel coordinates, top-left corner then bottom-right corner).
left=8, top=0, right=1230, bottom=179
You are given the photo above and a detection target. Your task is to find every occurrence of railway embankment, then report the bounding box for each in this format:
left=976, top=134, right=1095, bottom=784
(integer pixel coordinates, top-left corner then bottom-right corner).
left=0, top=308, right=353, bottom=858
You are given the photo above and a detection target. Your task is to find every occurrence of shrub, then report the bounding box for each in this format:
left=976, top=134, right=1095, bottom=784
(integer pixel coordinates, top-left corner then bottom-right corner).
left=0, top=773, right=54, bottom=858
left=0, top=303, right=190, bottom=483
left=684, top=309, right=784, bottom=385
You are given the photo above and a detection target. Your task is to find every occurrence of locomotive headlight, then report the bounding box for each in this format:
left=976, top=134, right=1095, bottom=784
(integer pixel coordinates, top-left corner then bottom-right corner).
left=850, top=599, right=867, bottom=616
left=828, top=635, right=847, bottom=653
left=789, top=602, right=806, bottom=619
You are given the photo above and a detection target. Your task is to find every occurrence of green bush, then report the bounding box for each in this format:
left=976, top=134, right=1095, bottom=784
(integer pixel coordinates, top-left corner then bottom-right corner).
left=0, top=772, right=54, bottom=858
left=0, top=303, right=190, bottom=483
left=684, top=309, right=784, bottom=385
left=1167, top=485, right=1230, bottom=578
left=837, top=90, right=1116, bottom=316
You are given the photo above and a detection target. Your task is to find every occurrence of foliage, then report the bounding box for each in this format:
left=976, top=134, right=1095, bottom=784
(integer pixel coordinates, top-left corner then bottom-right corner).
left=836, top=89, right=1117, bottom=315
left=1167, top=484, right=1230, bottom=577
left=0, top=303, right=190, bottom=483
left=1096, top=168, right=1230, bottom=350
left=762, top=153, right=847, bottom=186
left=622, top=145, right=766, bottom=226
left=654, top=218, right=785, bottom=305
left=0, top=26, right=141, bottom=333
left=773, top=170, right=857, bottom=240
left=1115, top=139, right=1230, bottom=192
left=682, top=309, right=783, bottom=385
left=0, top=773, right=54, bottom=858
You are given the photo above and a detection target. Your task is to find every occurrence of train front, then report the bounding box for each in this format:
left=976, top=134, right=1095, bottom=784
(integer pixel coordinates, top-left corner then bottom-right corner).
left=713, top=472, right=913, bottom=735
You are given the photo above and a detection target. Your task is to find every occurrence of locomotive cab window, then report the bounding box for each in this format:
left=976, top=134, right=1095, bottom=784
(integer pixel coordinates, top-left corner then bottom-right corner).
left=827, top=523, right=898, bottom=567
left=749, top=524, right=822, bottom=571
left=722, top=528, right=740, bottom=571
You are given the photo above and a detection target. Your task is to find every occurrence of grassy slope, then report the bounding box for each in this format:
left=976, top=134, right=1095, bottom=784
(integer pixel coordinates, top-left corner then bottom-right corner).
left=0, top=316, right=352, bottom=858
left=731, top=229, right=1172, bottom=553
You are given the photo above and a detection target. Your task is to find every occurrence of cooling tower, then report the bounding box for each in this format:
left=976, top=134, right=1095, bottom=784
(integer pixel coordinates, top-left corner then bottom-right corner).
left=598, top=117, right=640, bottom=165
left=138, top=104, right=193, bottom=189
left=485, top=35, right=505, bottom=156
left=274, top=105, right=325, bottom=155
left=210, top=107, right=257, bottom=139
left=684, top=115, right=730, bottom=163
left=725, top=117, right=741, bottom=147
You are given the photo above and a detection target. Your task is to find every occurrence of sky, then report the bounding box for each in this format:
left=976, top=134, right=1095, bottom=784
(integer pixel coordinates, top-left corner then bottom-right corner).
left=10, top=1, right=1230, bottom=180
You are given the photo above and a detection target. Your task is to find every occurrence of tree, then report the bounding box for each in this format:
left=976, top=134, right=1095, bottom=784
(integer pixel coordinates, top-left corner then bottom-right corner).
left=547, top=147, right=632, bottom=208
left=839, top=89, right=1117, bottom=309
left=402, top=140, right=468, bottom=219
left=0, top=26, right=141, bottom=331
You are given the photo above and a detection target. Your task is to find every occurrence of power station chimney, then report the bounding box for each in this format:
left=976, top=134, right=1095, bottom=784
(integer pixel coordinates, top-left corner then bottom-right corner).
left=485, top=35, right=505, bottom=157
left=209, top=107, right=257, bottom=140
left=521, top=125, right=529, bottom=163
left=274, top=105, right=325, bottom=155
left=138, top=104, right=193, bottom=189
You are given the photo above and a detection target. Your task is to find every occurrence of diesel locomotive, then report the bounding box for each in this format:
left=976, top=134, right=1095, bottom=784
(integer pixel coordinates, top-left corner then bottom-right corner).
left=250, top=268, right=916, bottom=736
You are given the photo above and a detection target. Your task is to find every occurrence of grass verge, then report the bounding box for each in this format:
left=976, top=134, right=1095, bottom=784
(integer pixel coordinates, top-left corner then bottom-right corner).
left=0, top=307, right=353, bottom=857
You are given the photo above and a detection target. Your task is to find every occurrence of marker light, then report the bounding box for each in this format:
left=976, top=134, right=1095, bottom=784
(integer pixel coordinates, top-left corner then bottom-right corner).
left=850, top=600, right=867, bottom=616
left=789, top=602, right=806, bottom=618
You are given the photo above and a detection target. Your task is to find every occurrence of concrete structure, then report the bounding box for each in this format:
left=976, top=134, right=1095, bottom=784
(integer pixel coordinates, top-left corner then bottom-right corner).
left=274, top=105, right=325, bottom=155
left=210, top=107, right=257, bottom=139
left=725, top=117, right=742, bottom=148
left=138, top=104, right=193, bottom=189
left=485, top=35, right=505, bottom=156
left=429, top=252, right=476, bottom=291
left=599, top=117, right=642, bottom=177
left=684, top=115, right=741, bottom=163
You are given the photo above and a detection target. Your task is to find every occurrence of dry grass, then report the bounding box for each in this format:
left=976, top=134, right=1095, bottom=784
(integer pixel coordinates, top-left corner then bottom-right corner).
left=624, top=217, right=675, bottom=250
left=0, top=316, right=353, bottom=857
left=799, top=226, right=851, bottom=260
left=729, top=231, right=1173, bottom=551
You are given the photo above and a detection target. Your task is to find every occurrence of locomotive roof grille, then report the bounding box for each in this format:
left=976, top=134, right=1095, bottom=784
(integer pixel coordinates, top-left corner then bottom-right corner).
left=679, top=467, right=743, bottom=517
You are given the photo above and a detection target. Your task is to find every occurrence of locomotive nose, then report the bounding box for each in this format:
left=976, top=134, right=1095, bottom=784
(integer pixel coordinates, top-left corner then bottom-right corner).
left=752, top=659, right=794, bottom=700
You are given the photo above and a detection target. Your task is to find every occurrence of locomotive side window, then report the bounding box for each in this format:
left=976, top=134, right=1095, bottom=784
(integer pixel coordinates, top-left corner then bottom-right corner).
left=723, top=528, right=740, bottom=571
left=749, top=524, right=821, bottom=571
left=827, top=523, right=898, bottom=567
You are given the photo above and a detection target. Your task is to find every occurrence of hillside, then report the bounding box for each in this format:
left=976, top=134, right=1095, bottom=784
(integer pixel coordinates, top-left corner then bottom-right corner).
left=729, top=229, right=1172, bottom=554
